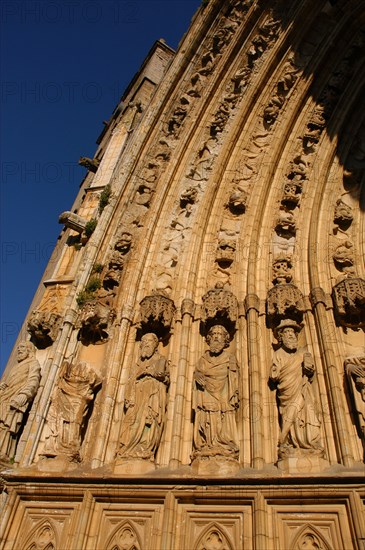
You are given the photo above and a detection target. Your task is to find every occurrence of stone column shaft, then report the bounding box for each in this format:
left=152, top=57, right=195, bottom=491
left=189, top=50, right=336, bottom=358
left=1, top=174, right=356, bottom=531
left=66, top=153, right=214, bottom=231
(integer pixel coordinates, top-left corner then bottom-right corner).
left=310, top=288, right=354, bottom=467
left=169, top=300, right=194, bottom=468
left=245, top=294, right=265, bottom=469
left=91, top=314, right=133, bottom=467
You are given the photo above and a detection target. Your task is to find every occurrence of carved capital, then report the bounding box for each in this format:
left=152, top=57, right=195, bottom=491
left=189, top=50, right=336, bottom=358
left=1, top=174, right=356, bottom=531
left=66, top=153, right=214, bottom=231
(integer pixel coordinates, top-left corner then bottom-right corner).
left=309, top=287, right=327, bottom=308
left=120, top=304, right=134, bottom=322
left=244, top=294, right=260, bottom=314
left=181, top=299, right=195, bottom=317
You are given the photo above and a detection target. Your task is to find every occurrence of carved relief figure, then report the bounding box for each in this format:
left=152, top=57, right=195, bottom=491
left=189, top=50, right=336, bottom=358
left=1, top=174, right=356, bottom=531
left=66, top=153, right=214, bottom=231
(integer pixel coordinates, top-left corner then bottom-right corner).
left=118, top=333, right=169, bottom=461
left=192, top=325, right=239, bottom=461
left=269, top=320, right=323, bottom=458
left=345, top=354, right=365, bottom=454
left=0, top=341, right=41, bottom=459
left=42, top=360, right=101, bottom=461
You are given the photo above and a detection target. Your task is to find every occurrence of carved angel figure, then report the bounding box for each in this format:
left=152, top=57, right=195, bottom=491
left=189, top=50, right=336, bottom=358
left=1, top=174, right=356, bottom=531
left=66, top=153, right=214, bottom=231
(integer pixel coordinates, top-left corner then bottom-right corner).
left=192, top=325, right=239, bottom=460
left=0, top=341, right=41, bottom=459
left=118, top=333, right=169, bottom=461
left=270, top=320, right=323, bottom=458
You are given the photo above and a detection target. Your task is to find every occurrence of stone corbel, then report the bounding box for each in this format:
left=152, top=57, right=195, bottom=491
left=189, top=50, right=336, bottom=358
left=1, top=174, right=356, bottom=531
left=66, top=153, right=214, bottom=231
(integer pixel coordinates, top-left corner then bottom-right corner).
left=59, top=211, right=87, bottom=234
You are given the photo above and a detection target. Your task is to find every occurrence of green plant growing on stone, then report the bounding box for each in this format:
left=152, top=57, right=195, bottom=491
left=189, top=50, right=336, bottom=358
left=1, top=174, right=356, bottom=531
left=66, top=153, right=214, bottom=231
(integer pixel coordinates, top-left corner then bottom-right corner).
left=76, top=276, right=101, bottom=307
left=92, top=263, right=104, bottom=274
left=85, top=218, right=97, bottom=237
left=98, top=184, right=112, bottom=214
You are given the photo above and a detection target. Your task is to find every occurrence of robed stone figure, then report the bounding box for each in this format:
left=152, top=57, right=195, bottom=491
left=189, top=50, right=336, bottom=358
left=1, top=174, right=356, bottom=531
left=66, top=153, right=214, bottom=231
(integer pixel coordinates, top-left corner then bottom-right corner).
left=270, top=319, right=323, bottom=458
left=42, top=360, right=101, bottom=462
left=345, top=353, right=365, bottom=455
left=118, top=333, right=169, bottom=461
left=192, top=325, right=239, bottom=461
left=0, top=341, right=41, bottom=459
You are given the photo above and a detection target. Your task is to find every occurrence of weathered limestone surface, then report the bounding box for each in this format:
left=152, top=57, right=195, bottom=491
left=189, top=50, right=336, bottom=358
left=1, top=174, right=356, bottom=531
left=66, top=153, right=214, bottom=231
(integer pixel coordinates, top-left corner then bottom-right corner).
left=1, top=1, right=365, bottom=548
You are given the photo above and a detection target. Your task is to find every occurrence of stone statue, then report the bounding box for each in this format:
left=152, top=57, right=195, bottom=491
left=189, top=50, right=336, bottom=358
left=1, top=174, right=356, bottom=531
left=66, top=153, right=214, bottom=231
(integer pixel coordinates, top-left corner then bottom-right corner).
left=0, top=341, right=41, bottom=460
left=192, top=325, right=239, bottom=461
left=118, top=333, right=169, bottom=461
left=269, top=320, right=323, bottom=458
left=344, top=354, right=365, bottom=452
left=41, top=360, right=101, bottom=462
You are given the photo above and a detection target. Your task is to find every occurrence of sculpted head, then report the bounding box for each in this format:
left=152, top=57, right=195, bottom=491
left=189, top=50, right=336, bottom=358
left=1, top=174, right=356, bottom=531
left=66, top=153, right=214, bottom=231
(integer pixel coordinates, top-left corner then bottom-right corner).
left=140, top=333, right=159, bottom=359
left=206, top=325, right=230, bottom=355
left=275, top=320, right=301, bottom=352
left=17, top=341, right=36, bottom=362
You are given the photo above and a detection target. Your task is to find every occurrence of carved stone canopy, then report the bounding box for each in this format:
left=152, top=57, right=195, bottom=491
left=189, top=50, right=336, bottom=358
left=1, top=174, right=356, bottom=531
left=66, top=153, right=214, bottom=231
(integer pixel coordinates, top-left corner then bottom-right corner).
left=139, top=293, right=176, bottom=337
left=266, top=283, right=304, bottom=327
left=201, top=284, right=238, bottom=334
left=332, top=277, right=365, bottom=327
left=78, top=300, right=115, bottom=345
left=27, top=310, right=62, bottom=349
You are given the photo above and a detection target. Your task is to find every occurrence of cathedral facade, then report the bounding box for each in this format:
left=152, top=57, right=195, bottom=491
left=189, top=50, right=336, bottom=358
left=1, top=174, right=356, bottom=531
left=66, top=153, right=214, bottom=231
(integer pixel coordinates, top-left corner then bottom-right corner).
left=1, top=1, right=365, bottom=548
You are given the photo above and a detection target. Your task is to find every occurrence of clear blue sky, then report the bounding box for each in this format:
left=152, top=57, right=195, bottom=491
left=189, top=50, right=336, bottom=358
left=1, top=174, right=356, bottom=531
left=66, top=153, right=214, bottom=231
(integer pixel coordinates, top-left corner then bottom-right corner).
left=0, top=0, right=201, bottom=374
